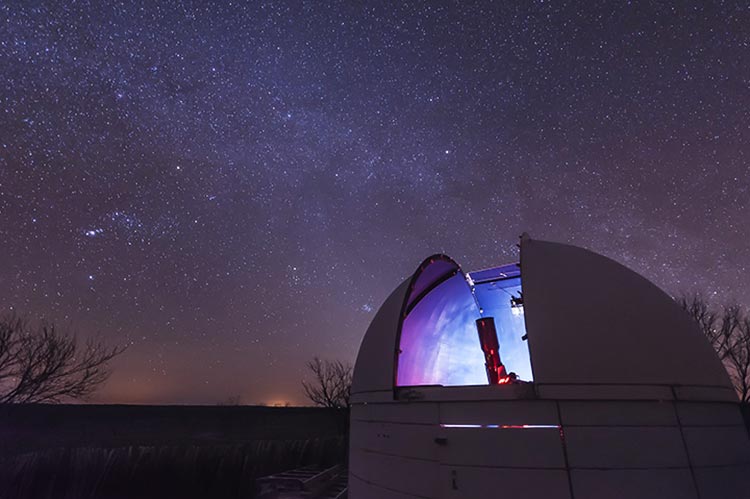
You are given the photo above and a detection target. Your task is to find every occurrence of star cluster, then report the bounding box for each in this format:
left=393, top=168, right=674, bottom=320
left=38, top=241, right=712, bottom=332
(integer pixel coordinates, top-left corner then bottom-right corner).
left=1, top=2, right=748, bottom=404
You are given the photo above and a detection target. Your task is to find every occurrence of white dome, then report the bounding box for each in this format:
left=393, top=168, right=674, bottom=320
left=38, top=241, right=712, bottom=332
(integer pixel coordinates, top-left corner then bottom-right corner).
left=348, top=235, right=747, bottom=499
left=351, top=234, right=733, bottom=400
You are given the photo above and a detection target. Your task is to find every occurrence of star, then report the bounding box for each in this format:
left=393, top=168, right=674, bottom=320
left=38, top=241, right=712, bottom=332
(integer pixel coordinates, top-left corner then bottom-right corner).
left=0, top=1, right=746, bottom=405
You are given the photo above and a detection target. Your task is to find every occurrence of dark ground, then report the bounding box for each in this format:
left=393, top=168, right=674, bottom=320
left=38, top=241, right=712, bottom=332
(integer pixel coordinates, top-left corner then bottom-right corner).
left=0, top=404, right=348, bottom=499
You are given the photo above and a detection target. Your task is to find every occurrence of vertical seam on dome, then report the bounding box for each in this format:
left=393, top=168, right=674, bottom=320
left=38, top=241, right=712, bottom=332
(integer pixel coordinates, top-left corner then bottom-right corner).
left=672, top=387, right=703, bottom=499
left=555, top=400, right=577, bottom=499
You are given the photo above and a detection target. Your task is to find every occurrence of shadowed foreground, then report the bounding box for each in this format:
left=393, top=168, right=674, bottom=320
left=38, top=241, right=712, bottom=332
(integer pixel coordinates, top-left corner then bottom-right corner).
left=0, top=404, right=347, bottom=499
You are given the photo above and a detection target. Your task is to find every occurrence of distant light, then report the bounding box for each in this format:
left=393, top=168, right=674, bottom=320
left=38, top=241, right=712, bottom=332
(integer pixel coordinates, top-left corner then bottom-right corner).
left=267, top=400, right=290, bottom=407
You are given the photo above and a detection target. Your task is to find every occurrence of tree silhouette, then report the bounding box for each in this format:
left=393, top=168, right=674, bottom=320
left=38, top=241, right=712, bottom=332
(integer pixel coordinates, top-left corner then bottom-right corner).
left=679, top=293, right=750, bottom=403
left=302, top=357, right=352, bottom=409
left=0, top=315, right=125, bottom=404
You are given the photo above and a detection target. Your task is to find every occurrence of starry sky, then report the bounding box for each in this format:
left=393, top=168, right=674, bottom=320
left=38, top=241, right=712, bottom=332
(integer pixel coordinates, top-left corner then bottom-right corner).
left=1, top=2, right=748, bottom=405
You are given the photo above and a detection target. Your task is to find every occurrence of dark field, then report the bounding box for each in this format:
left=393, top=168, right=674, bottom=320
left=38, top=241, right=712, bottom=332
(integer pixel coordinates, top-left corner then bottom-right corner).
left=0, top=404, right=348, bottom=499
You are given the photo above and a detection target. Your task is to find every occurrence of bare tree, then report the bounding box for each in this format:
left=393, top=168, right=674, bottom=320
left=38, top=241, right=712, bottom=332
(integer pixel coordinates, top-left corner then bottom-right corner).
left=721, top=308, right=750, bottom=403
left=302, top=357, right=352, bottom=409
left=0, top=315, right=125, bottom=404
left=679, top=294, right=750, bottom=403
left=678, top=293, right=723, bottom=354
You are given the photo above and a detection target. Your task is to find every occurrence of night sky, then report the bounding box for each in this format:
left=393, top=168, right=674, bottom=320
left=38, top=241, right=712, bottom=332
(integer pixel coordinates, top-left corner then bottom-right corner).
left=1, top=2, right=748, bottom=405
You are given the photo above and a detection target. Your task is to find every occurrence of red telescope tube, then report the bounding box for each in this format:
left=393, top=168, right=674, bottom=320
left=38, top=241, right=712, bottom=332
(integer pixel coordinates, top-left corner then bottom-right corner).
left=475, top=317, right=511, bottom=385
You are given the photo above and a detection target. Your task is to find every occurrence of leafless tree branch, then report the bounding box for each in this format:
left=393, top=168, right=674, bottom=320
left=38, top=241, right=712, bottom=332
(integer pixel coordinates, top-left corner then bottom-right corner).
left=301, top=357, right=352, bottom=409
left=679, top=294, right=750, bottom=403
left=0, top=314, right=125, bottom=404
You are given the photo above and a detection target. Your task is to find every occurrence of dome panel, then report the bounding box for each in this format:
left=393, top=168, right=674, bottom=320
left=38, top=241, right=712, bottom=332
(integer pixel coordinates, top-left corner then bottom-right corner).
left=521, top=236, right=732, bottom=389
left=351, top=279, right=410, bottom=397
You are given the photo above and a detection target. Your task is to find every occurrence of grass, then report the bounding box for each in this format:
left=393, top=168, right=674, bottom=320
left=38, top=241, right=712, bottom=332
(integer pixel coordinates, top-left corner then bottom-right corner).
left=0, top=404, right=348, bottom=499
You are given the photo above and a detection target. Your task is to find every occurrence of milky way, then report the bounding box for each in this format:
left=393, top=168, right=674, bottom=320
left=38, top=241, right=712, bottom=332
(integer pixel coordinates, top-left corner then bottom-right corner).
left=1, top=2, right=748, bottom=404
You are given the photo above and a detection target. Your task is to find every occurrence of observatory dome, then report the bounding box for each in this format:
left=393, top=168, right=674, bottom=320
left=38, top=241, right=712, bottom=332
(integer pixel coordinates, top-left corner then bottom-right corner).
left=349, top=234, right=749, bottom=499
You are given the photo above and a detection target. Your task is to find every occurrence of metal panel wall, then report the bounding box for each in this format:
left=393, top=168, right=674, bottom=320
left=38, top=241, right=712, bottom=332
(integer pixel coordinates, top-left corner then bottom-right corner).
left=439, top=467, right=571, bottom=499
left=570, top=469, right=698, bottom=499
